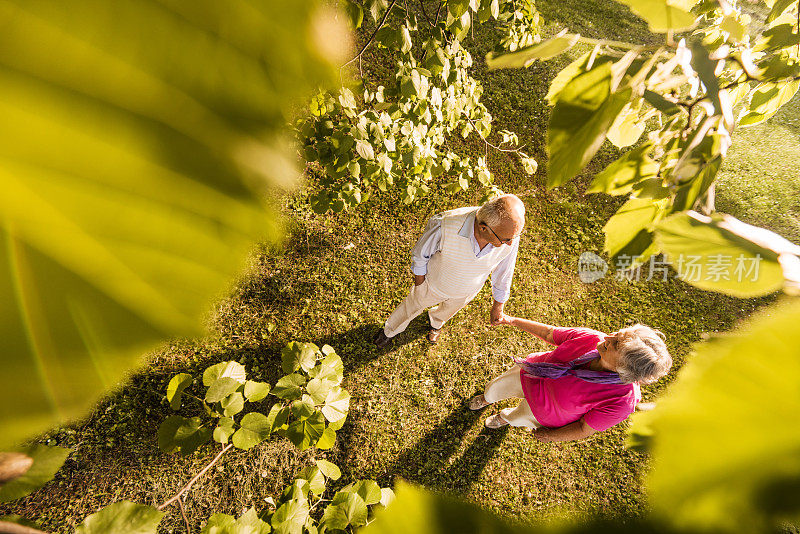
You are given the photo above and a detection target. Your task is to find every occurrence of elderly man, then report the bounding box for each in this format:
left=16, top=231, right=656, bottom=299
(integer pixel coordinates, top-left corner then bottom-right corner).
left=374, top=194, right=526, bottom=347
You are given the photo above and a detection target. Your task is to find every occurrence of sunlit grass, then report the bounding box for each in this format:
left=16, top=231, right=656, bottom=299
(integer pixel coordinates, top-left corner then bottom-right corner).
left=1, top=0, right=794, bottom=531
left=717, top=94, right=800, bottom=242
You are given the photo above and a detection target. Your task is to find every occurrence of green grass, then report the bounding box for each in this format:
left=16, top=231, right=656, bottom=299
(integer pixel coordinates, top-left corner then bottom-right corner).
left=0, top=1, right=795, bottom=532
left=716, top=94, right=800, bottom=243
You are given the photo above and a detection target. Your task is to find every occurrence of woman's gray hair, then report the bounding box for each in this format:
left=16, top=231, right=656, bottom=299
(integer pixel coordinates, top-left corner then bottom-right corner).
left=476, top=194, right=525, bottom=227
left=615, top=324, right=672, bottom=384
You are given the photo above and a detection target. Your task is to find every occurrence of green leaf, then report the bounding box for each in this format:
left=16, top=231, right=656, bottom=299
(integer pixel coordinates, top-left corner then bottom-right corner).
left=166, top=373, right=193, bottom=411
left=329, top=413, right=347, bottom=430
left=401, top=26, right=413, bottom=54
left=380, top=487, right=396, bottom=507
left=606, top=102, right=645, bottom=148
left=588, top=143, right=658, bottom=196
left=281, top=342, right=318, bottom=374
left=643, top=89, right=681, bottom=116
left=546, top=53, right=614, bottom=106
left=315, top=459, right=342, bottom=480
left=0, top=515, right=41, bottom=529
left=321, top=491, right=368, bottom=530
left=213, top=417, right=236, bottom=445
left=754, top=23, right=800, bottom=52
left=203, top=362, right=247, bottom=387
left=766, top=0, right=796, bottom=23
left=271, top=498, right=310, bottom=534
left=286, top=411, right=325, bottom=450
left=672, top=156, right=721, bottom=212
left=353, top=480, right=382, bottom=505
left=232, top=412, right=271, bottom=450
left=0, top=0, right=337, bottom=449
left=236, top=508, right=272, bottom=533
left=0, top=445, right=70, bottom=502
left=202, top=508, right=271, bottom=533
left=201, top=513, right=236, bottom=533
left=321, top=387, right=351, bottom=423
left=739, top=80, right=800, bottom=127
left=220, top=392, right=245, bottom=417
left=75, top=501, right=164, bottom=534
left=613, top=0, right=696, bottom=32
left=547, top=62, right=633, bottom=187
left=316, top=427, right=337, bottom=450
left=363, top=481, right=545, bottom=533
left=486, top=34, right=580, bottom=69
left=689, top=41, right=722, bottom=116
left=157, top=415, right=212, bottom=456
left=271, top=374, right=307, bottom=400
left=308, top=352, right=344, bottom=384
left=244, top=380, right=271, bottom=402
left=342, top=0, right=365, bottom=28
left=306, top=378, right=335, bottom=404
left=266, top=403, right=291, bottom=433
left=375, top=26, right=402, bottom=50
left=635, top=300, right=800, bottom=531
left=291, top=395, right=316, bottom=419
left=447, top=0, right=470, bottom=19
left=299, top=466, right=326, bottom=496
left=283, top=478, right=311, bottom=501
left=720, top=15, right=746, bottom=42
left=603, top=197, right=668, bottom=260
left=205, top=377, right=242, bottom=403
left=655, top=212, right=786, bottom=297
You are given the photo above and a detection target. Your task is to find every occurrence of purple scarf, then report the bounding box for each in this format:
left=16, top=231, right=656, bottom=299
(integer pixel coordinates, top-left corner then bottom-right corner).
left=515, top=349, right=623, bottom=385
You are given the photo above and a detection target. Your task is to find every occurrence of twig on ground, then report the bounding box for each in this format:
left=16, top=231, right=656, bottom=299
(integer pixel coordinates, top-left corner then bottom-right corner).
left=158, top=443, right=234, bottom=511
left=178, top=496, right=191, bottom=534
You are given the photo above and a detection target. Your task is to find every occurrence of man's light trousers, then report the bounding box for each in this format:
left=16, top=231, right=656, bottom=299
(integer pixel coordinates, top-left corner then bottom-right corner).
left=383, top=278, right=477, bottom=338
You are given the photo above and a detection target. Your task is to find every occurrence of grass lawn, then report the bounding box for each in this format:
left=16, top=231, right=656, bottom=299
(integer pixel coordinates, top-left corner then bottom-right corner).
left=1, top=1, right=794, bottom=532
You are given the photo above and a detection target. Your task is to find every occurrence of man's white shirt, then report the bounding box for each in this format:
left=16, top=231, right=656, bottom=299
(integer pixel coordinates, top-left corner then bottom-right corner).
left=409, top=212, right=519, bottom=303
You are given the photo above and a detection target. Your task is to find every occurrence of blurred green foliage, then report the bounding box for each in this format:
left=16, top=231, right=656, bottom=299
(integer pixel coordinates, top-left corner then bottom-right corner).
left=0, top=0, right=342, bottom=448
left=631, top=298, right=800, bottom=531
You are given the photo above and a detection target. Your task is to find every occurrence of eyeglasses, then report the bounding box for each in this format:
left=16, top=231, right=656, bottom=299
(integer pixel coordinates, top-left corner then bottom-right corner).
left=482, top=223, right=522, bottom=245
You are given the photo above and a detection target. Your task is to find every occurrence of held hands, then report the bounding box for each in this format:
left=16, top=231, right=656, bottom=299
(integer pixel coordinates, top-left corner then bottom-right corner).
left=413, top=274, right=426, bottom=286
left=490, top=304, right=512, bottom=326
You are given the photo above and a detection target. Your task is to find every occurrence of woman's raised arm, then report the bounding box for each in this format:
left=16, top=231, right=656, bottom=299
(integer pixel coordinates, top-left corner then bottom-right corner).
left=496, top=314, right=556, bottom=345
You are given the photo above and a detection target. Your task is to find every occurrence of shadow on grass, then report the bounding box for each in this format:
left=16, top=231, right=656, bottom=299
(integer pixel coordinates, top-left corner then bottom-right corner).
left=385, top=404, right=509, bottom=494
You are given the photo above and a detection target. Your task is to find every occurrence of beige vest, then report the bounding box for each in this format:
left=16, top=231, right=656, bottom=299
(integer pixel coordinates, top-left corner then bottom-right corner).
left=426, top=207, right=514, bottom=298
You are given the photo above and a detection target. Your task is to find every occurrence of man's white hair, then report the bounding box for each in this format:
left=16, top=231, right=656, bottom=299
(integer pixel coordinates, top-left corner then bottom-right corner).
left=476, top=194, right=525, bottom=227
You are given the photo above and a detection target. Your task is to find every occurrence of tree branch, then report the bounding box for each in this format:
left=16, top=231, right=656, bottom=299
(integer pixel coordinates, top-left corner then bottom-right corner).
left=158, top=444, right=234, bottom=511
left=464, top=115, right=526, bottom=153
left=577, top=36, right=660, bottom=51
left=0, top=522, right=49, bottom=534
left=342, top=0, right=399, bottom=68
left=419, top=0, right=434, bottom=26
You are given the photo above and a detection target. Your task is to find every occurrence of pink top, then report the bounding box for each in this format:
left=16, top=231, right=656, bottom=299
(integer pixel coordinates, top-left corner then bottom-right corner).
left=519, top=327, right=641, bottom=431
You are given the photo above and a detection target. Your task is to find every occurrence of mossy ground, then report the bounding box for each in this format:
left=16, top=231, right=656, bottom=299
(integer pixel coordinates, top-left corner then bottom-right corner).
left=2, top=1, right=795, bottom=531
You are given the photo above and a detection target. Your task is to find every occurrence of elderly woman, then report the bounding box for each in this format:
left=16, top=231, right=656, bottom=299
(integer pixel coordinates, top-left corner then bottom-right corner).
left=469, top=315, right=671, bottom=442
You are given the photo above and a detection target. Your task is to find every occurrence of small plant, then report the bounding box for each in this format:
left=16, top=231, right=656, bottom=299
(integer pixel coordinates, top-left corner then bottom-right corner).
left=159, top=342, right=350, bottom=455
left=201, top=460, right=394, bottom=534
